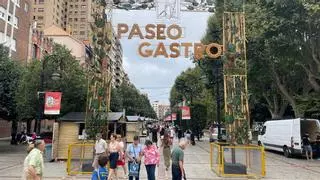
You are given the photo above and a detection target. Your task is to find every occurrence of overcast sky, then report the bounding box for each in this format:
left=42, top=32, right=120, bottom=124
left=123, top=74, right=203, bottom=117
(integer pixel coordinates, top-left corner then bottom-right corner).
left=112, top=9, right=211, bottom=104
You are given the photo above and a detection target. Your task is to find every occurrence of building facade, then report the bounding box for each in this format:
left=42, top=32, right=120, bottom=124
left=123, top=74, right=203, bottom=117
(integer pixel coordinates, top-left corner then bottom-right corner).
left=152, top=101, right=159, bottom=119
left=31, top=0, right=66, bottom=31
left=66, top=0, right=92, bottom=41
left=0, top=0, right=32, bottom=62
left=29, top=28, right=54, bottom=61
left=44, top=25, right=86, bottom=66
left=158, top=104, right=170, bottom=120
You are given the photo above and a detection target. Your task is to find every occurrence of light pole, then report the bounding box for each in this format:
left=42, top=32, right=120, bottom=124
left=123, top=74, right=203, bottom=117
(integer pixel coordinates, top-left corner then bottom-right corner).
left=34, top=55, right=61, bottom=134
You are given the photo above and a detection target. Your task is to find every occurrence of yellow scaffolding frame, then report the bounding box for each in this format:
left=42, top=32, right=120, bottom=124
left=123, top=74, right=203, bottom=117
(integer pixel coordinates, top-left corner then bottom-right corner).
left=210, top=143, right=266, bottom=178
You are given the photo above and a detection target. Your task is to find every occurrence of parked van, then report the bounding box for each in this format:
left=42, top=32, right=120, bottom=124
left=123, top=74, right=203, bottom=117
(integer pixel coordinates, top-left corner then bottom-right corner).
left=258, top=118, right=320, bottom=157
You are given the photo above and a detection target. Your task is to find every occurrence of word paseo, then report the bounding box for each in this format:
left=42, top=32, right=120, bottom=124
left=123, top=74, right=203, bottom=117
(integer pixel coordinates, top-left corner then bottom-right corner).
left=117, top=23, right=222, bottom=59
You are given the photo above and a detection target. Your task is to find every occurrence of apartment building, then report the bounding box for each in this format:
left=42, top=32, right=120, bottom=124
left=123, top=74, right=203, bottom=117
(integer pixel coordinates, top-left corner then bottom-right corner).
left=152, top=101, right=160, bottom=119
left=31, top=0, right=66, bottom=31
left=66, top=0, right=92, bottom=41
left=0, top=0, right=32, bottom=62
left=158, top=104, right=170, bottom=120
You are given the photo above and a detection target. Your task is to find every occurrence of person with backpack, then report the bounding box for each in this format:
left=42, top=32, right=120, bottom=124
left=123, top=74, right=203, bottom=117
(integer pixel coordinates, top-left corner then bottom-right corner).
left=126, top=136, right=143, bottom=180
left=91, top=155, right=109, bottom=180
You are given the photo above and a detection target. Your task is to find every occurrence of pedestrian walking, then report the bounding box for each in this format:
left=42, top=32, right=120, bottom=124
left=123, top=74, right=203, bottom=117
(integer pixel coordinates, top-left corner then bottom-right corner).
left=116, top=135, right=128, bottom=178
left=108, top=133, right=121, bottom=180
left=152, top=125, right=158, bottom=146
left=93, top=133, right=107, bottom=170
left=126, top=136, right=143, bottom=180
left=161, top=131, right=172, bottom=171
left=177, top=128, right=183, bottom=142
left=142, top=140, right=160, bottom=180
left=302, top=133, right=313, bottom=160
left=22, top=139, right=45, bottom=180
left=171, top=140, right=188, bottom=180
left=91, top=155, right=109, bottom=180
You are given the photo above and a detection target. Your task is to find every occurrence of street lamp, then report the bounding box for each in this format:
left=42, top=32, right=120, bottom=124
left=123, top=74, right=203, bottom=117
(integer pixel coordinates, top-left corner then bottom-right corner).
left=34, top=54, right=61, bottom=134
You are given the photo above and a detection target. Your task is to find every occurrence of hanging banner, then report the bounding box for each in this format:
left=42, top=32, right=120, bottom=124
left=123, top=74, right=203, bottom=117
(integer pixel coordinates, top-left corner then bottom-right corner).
left=164, top=113, right=177, bottom=121
left=180, top=106, right=191, bottom=120
left=44, top=92, right=62, bottom=115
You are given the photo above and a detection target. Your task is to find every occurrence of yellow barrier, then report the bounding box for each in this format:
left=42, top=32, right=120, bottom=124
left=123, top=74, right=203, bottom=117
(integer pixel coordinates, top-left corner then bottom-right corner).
left=210, top=143, right=266, bottom=178
left=67, top=143, right=95, bottom=175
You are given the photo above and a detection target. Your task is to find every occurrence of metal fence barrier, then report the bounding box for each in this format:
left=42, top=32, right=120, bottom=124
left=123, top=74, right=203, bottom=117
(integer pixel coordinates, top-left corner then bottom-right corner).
left=210, top=143, right=266, bottom=178
left=67, top=143, right=95, bottom=175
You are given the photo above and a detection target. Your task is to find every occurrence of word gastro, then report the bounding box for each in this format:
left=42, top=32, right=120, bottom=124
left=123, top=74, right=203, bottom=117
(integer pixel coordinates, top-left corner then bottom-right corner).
left=117, top=23, right=222, bottom=59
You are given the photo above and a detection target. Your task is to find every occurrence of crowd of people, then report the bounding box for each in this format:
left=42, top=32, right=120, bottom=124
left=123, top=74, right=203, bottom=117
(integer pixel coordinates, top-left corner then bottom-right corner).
left=21, top=122, right=198, bottom=180
left=90, top=130, right=188, bottom=180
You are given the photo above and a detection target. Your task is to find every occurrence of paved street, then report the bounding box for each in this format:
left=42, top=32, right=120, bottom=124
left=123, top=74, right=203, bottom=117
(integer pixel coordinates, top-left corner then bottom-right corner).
left=1, top=138, right=320, bottom=179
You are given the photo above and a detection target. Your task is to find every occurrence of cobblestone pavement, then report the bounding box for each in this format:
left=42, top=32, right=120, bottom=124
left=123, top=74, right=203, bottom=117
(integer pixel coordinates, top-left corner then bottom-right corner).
left=1, top=138, right=320, bottom=179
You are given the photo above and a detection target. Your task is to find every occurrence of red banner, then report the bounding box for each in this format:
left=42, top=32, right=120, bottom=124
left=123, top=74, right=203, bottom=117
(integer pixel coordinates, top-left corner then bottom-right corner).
left=180, top=106, right=191, bottom=120
left=164, top=113, right=177, bottom=121
left=44, top=92, right=62, bottom=115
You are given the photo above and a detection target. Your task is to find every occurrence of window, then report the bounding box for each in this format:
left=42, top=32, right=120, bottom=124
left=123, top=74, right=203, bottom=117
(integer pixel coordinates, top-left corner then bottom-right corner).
left=75, top=5, right=78, bottom=8
left=33, top=16, right=36, bottom=20
left=260, top=126, right=266, bottom=135
left=74, top=18, right=78, bottom=22
left=38, top=8, right=44, bottom=12
left=69, top=11, right=72, bottom=14
left=13, top=17, right=18, bottom=28
left=80, top=31, right=85, bottom=35
left=68, top=18, right=72, bottom=22
left=82, top=0, right=86, bottom=2
left=81, top=5, right=86, bottom=9
left=38, top=16, right=44, bottom=20
left=80, top=24, right=85, bottom=29
left=73, top=31, right=77, bottom=35
left=80, top=11, right=86, bottom=14
left=70, top=5, right=73, bottom=8
left=39, top=0, right=44, bottom=4
left=74, top=11, right=78, bottom=14
left=80, top=18, right=85, bottom=22
left=78, top=123, right=87, bottom=139
left=7, top=15, right=11, bottom=22
left=34, top=8, right=36, bottom=12
left=56, top=18, right=59, bottom=24
left=24, top=3, right=29, bottom=12
left=0, top=7, right=5, bottom=20
left=36, top=23, right=43, bottom=28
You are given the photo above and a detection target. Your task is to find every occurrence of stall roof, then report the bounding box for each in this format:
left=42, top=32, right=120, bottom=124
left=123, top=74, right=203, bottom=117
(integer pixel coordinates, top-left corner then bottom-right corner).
left=59, top=112, right=125, bottom=122
left=126, top=116, right=141, bottom=122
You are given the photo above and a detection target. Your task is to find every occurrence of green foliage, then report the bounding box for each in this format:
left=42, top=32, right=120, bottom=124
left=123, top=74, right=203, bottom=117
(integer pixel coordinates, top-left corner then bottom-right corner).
left=110, top=84, right=156, bottom=119
left=15, top=44, right=87, bottom=120
left=15, top=61, right=41, bottom=120
left=0, top=45, right=22, bottom=120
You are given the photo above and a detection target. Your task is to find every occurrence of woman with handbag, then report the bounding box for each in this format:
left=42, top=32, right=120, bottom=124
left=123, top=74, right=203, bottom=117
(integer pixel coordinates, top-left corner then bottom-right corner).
left=126, top=136, right=142, bottom=180
left=142, top=140, right=160, bottom=180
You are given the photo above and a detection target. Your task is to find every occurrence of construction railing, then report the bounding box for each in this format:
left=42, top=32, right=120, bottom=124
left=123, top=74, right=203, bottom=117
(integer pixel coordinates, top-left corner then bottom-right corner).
left=210, top=143, right=266, bottom=178
left=67, top=143, right=95, bottom=175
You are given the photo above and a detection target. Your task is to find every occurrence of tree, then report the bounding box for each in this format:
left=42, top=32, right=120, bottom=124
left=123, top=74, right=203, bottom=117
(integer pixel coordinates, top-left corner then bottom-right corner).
left=15, top=44, right=87, bottom=131
left=0, top=44, right=22, bottom=130
left=111, top=84, right=156, bottom=118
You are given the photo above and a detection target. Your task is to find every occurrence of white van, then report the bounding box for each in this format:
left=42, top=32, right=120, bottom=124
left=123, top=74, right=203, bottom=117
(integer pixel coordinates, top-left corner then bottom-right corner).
left=258, top=118, right=320, bottom=157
